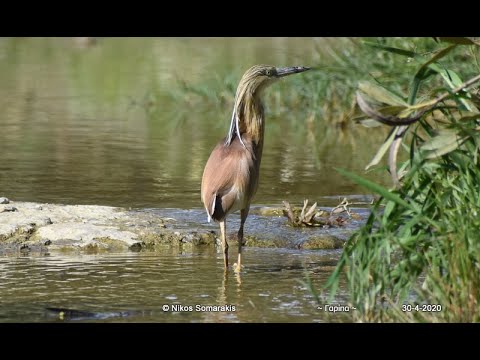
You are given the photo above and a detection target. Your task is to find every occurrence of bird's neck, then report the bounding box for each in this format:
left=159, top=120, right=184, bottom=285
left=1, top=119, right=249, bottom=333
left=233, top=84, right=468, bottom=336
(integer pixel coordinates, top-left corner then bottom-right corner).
left=238, top=94, right=265, bottom=156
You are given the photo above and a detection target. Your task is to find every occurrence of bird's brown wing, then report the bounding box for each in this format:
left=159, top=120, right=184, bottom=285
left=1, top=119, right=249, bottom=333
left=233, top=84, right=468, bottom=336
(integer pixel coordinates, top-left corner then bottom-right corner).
left=201, top=137, right=255, bottom=222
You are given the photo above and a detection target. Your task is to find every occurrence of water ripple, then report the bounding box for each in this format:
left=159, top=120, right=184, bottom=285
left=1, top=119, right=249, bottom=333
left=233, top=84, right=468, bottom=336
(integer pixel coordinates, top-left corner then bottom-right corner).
left=0, top=248, right=348, bottom=322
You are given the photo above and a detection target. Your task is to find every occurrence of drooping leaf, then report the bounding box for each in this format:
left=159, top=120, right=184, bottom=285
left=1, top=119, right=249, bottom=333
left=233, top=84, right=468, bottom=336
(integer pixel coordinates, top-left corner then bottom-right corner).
left=358, top=81, right=408, bottom=106
left=440, top=70, right=472, bottom=111
left=458, top=113, right=480, bottom=122
left=421, top=130, right=462, bottom=151
left=365, top=127, right=397, bottom=170
left=421, top=45, right=457, bottom=72
left=356, top=92, right=423, bottom=126
left=425, top=65, right=473, bottom=111
left=424, top=140, right=466, bottom=159
left=441, top=69, right=463, bottom=88
left=362, top=42, right=419, bottom=58
left=389, top=126, right=408, bottom=188
left=409, top=45, right=457, bottom=104
left=420, top=129, right=468, bottom=159
left=436, top=37, right=479, bottom=46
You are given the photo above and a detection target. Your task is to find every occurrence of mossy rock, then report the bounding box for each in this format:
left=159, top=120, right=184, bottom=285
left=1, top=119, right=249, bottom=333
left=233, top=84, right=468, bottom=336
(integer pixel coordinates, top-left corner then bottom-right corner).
left=244, top=235, right=292, bottom=248
left=0, top=224, right=36, bottom=243
left=301, top=235, right=345, bottom=249
left=138, top=230, right=217, bottom=248
left=94, top=237, right=143, bottom=251
left=251, top=207, right=284, bottom=217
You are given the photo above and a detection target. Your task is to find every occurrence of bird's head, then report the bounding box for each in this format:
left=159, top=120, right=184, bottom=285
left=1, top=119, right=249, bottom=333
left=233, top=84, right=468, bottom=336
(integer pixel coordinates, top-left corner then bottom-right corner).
left=225, top=64, right=310, bottom=147
left=238, top=64, right=310, bottom=94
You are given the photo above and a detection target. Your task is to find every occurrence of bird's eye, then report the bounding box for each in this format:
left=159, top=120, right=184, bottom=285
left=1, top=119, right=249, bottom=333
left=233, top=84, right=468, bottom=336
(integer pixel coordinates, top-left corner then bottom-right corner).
left=265, top=69, right=272, bottom=76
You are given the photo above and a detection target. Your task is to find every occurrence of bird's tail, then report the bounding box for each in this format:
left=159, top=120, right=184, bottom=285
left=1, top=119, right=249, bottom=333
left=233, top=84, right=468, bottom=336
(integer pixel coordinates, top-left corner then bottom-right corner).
left=206, top=192, right=216, bottom=223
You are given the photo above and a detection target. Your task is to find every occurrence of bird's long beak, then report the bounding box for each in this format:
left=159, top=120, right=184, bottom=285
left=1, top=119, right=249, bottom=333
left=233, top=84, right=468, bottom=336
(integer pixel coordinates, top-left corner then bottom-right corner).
left=276, top=66, right=310, bottom=77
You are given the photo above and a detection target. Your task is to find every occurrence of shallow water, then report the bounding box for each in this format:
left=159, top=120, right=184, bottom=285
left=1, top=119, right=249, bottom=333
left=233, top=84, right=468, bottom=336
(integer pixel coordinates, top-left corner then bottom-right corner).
left=0, top=38, right=383, bottom=323
left=0, top=249, right=352, bottom=323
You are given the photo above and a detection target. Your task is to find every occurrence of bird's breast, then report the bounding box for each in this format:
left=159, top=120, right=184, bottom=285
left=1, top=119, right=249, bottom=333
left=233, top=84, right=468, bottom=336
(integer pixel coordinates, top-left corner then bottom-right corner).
left=201, top=135, right=261, bottom=221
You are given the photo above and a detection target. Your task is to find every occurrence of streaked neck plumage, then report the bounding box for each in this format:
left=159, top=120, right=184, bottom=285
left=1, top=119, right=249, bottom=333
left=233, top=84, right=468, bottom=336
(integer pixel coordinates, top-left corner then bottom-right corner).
left=225, top=76, right=271, bottom=161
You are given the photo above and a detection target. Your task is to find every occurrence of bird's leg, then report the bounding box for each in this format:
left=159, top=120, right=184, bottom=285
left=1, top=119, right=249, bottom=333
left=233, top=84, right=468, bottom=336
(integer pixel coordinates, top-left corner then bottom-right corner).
left=235, top=208, right=249, bottom=273
left=219, top=220, right=229, bottom=270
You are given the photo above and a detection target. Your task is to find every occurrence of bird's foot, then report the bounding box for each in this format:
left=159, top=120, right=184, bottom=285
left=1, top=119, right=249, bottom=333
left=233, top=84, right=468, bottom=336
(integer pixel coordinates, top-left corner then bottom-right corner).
left=233, top=263, right=244, bottom=273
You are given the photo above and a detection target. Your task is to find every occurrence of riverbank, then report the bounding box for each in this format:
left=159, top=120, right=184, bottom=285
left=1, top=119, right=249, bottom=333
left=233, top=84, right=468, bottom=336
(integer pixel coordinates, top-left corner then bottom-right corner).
left=0, top=199, right=358, bottom=255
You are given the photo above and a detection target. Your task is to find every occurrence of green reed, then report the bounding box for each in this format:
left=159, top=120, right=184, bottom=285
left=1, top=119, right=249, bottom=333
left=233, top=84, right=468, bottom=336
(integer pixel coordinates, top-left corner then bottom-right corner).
left=323, top=37, right=480, bottom=322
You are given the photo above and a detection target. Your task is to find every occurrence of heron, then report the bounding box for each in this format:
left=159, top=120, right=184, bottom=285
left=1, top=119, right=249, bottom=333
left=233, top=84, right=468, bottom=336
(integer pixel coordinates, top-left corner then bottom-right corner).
left=201, top=64, right=310, bottom=273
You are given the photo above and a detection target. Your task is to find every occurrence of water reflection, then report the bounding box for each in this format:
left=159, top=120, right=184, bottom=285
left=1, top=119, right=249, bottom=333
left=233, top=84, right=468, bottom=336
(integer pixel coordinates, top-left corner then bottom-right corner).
left=0, top=248, right=349, bottom=323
